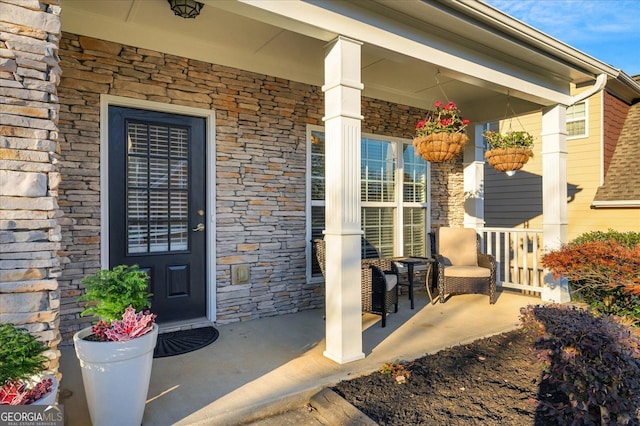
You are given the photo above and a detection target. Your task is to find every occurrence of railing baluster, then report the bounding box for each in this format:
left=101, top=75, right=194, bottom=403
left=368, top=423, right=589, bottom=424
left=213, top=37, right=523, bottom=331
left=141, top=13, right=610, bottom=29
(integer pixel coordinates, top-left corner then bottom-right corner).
left=533, top=234, right=540, bottom=287
left=477, top=227, right=543, bottom=294
left=523, top=232, right=529, bottom=287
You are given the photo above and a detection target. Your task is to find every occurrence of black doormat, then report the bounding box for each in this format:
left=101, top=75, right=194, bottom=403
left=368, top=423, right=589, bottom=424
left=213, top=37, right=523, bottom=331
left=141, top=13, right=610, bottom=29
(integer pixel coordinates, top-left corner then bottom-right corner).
left=153, top=326, right=219, bottom=358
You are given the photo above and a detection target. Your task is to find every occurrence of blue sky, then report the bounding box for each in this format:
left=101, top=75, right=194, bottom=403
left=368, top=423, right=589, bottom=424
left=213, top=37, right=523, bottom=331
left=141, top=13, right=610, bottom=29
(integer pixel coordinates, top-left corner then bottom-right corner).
left=485, top=0, right=640, bottom=76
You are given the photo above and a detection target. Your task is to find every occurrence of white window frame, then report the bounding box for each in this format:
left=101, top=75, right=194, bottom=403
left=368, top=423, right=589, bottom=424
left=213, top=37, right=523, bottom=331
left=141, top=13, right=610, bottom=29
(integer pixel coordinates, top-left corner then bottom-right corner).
left=305, top=124, right=430, bottom=281
left=566, top=101, right=588, bottom=139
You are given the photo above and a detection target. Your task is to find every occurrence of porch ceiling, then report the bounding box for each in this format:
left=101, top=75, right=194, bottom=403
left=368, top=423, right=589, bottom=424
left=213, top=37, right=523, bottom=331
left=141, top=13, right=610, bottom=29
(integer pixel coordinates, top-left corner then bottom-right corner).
left=60, top=0, right=606, bottom=122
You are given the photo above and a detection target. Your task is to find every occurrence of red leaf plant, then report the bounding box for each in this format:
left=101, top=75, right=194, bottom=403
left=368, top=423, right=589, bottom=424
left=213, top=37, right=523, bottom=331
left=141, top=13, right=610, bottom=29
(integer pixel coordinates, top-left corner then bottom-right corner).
left=0, top=377, right=53, bottom=406
left=541, top=240, right=640, bottom=295
left=91, top=305, right=156, bottom=342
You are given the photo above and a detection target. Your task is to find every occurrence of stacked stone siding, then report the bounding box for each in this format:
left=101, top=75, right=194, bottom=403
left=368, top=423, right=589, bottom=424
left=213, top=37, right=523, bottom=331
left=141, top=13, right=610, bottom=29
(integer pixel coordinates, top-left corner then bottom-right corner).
left=56, top=33, right=464, bottom=343
left=0, top=0, right=62, bottom=378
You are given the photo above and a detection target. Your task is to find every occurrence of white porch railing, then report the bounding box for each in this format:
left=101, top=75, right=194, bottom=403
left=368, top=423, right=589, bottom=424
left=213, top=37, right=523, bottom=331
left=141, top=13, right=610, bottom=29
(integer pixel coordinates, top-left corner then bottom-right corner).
left=478, top=227, right=544, bottom=295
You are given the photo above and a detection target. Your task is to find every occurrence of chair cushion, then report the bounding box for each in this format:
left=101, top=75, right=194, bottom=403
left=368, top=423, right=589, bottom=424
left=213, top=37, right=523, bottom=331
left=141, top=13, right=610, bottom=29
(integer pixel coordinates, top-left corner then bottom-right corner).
left=444, top=265, right=491, bottom=278
left=384, top=274, right=398, bottom=291
left=437, top=227, right=478, bottom=266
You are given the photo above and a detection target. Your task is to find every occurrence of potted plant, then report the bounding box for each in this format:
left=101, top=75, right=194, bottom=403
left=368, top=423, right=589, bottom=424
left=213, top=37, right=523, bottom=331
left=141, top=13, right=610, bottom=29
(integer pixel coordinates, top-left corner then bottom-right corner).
left=0, top=323, right=58, bottom=406
left=413, top=100, right=471, bottom=162
left=482, top=130, right=534, bottom=173
left=73, top=264, right=158, bottom=426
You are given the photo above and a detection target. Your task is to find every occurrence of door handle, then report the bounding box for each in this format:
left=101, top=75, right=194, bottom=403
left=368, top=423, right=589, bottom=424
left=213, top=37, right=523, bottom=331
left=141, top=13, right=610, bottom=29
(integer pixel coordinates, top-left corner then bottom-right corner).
left=192, top=223, right=205, bottom=232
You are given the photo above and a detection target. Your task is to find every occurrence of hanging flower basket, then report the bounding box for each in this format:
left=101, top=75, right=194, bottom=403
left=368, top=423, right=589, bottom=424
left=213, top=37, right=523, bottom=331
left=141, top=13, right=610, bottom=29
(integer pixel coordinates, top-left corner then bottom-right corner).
left=482, top=130, right=534, bottom=172
left=485, top=147, right=533, bottom=172
left=413, top=132, right=469, bottom=162
left=413, top=100, right=470, bottom=163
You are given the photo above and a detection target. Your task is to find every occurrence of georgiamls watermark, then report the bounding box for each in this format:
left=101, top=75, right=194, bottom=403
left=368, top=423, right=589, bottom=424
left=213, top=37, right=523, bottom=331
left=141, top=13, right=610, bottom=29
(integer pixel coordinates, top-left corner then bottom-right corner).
left=0, top=405, right=63, bottom=426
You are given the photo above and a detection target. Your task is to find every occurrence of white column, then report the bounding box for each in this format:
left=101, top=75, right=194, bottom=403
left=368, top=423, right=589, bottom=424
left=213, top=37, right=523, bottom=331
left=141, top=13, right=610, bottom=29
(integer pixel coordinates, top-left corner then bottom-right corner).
left=322, top=36, right=365, bottom=364
left=463, top=124, right=486, bottom=229
left=541, top=105, right=571, bottom=303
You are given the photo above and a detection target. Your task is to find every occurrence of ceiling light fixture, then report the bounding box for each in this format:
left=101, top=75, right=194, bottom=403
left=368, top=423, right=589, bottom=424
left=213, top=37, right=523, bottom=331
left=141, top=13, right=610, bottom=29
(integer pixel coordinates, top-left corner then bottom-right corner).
left=168, top=0, right=204, bottom=19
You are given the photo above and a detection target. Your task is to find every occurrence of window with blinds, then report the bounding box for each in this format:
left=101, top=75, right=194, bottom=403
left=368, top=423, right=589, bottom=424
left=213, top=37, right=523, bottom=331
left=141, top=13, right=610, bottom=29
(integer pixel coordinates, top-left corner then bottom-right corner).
left=126, top=121, right=190, bottom=254
left=566, top=101, right=587, bottom=138
left=308, top=128, right=429, bottom=277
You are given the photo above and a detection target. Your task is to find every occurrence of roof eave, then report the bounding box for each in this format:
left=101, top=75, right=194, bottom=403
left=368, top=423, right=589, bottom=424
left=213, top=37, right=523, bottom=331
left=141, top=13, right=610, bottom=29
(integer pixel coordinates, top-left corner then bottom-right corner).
left=442, top=1, right=640, bottom=102
left=445, top=1, right=617, bottom=77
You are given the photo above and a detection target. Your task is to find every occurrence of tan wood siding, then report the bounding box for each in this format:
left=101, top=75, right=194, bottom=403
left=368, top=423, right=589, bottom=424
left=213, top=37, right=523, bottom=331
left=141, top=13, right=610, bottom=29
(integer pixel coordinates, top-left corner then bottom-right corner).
left=484, top=90, right=639, bottom=241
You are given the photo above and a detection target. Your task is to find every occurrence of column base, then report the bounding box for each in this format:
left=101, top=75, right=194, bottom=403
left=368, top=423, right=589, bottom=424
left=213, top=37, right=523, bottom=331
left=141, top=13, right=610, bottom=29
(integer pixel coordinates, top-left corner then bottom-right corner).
left=541, top=274, right=571, bottom=303
left=323, top=349, right=365, bottom=365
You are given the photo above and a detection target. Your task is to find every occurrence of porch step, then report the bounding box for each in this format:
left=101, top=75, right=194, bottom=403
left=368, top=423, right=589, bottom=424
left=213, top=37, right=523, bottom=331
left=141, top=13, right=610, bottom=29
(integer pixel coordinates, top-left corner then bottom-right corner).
left=309, top=388, right=377, bottom=426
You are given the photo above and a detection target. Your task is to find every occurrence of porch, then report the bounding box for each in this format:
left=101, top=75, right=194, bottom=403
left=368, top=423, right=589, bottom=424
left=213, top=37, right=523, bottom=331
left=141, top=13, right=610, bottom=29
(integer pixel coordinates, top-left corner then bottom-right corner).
left=59, top=290, right=539, bottom=425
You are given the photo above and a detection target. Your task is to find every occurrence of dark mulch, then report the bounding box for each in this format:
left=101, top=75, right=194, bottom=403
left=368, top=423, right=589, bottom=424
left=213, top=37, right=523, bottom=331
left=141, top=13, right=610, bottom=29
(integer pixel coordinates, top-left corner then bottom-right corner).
left=332, top=329, right=569, bottom=425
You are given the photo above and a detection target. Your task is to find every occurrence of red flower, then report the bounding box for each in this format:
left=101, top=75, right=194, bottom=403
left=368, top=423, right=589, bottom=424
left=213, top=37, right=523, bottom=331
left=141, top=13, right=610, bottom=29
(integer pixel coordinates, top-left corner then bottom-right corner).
left=414, top=100, right=469, bottom=137
left=444, top=101, right=457, bottom=111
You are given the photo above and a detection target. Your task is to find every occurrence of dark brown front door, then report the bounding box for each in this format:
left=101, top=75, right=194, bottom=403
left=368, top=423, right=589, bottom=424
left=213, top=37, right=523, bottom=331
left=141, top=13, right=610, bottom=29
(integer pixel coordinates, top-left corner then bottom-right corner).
left=108, top=106, right=206, bottom=323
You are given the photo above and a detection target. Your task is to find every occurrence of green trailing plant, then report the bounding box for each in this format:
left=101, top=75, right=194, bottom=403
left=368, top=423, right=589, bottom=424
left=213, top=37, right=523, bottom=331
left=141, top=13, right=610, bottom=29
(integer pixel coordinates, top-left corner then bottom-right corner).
left=78, top=264, right=152, bottom=323
left=520, top=304, right=640, bottom=425
left=78, top=264, right=156, bottom=341
left=482, top=130, right=534, bottom=149
left=0, top=324, right=53, bottom=405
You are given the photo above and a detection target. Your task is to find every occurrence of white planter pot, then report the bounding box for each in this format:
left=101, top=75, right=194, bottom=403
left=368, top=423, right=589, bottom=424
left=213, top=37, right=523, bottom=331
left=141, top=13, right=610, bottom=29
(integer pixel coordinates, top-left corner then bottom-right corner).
left=73, top=324, right=158, bottom=426
left=31, top=375, right=58, bottom=406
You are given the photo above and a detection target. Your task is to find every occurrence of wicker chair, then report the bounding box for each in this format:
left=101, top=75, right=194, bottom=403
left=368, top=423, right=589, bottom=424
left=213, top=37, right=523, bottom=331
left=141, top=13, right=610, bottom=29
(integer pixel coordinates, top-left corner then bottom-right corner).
left=314, top=239, right=399, bottom=327
left=433, top=227, right=496, bottom=304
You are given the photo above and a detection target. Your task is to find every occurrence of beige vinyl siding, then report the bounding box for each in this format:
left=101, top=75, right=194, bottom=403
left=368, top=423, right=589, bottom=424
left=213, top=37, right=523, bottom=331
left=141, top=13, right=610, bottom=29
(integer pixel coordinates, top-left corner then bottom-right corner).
left=484, top=90, right=639, bottom=242
left=566, top=91, right=639, bottom=240
left=566, top=92, right=602, bottom=239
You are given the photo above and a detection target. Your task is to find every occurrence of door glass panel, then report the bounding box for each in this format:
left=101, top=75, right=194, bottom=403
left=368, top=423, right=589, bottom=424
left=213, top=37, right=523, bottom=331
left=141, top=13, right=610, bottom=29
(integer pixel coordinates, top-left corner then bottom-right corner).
left=149, top=125, right=169, bottom=156
left=149, top=190, right=169, bottom=220
left=171, top=222, right=188, bottom=251
left=150, top=158, right=169, bottom=188
left=128, top=123, right=148, bottom=154
left=170, top=160, right=188, bottom=188
left=171, top=128, right=189, bottom=157
left=127, top=190, right=148, bottom=220
left=126, top=121, right=190, bottom=254
left=128, top=222, right=146, bottom=253
left=149, top=222, right=169, bottom=252
left=172, top=191, right=188, bottom=220
left=128, top=157, right=148, bottom=187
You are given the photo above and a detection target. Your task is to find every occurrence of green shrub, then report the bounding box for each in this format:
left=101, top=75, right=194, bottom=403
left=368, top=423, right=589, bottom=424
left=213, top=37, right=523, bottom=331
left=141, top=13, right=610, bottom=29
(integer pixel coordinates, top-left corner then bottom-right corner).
left=571, top=229, right=640, bottom=247
left=78, top=264, right=152, bottom=323
left=0, top=324, right=48, bottom=385
left=520, top=304, right=640, bottom=424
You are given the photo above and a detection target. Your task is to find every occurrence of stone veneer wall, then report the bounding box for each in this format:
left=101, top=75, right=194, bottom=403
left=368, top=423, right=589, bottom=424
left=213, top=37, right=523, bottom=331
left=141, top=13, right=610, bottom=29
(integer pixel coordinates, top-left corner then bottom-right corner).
left=0, top=0, right=62, bottom=378
left=56, top=33, right=464, bottom=343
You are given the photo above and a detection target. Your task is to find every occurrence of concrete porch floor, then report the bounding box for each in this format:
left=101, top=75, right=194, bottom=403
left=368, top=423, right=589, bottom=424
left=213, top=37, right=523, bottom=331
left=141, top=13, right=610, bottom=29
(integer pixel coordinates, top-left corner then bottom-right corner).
left=59, top=290, right=540, bottom=425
